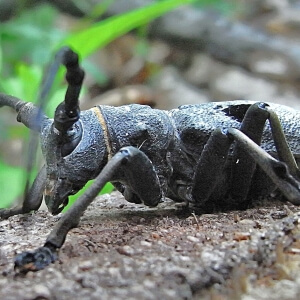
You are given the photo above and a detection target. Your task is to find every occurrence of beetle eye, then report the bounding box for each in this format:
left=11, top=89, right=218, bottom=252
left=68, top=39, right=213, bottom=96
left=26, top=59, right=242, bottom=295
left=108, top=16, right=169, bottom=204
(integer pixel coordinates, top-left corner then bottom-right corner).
left=61, top=121, right=83, bottom=157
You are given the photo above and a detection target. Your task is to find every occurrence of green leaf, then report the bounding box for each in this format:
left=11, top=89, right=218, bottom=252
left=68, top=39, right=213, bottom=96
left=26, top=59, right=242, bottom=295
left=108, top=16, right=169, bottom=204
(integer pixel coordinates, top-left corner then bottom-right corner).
left=0, top=76, right=23, bottom=96
left=61, top=0, right=195, bottom=58
left=0, top=64, right=42, bottom=101
left=0, top=161, right=24, bottom=208
left=0, top=42, right=2, bottom=74
left=63, top=182, right=114, bottom=212
left=0, top=4, right=65, bottom=68
left=45, top=87, right=68, bottom=117
left=16, top=63, right=43, bottom=102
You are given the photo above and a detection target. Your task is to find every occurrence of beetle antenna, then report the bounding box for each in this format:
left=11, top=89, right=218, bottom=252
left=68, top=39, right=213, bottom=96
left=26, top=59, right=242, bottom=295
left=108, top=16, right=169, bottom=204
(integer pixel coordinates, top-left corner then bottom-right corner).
left=0, top=94, right=43, bottom=131
left=23, top=47, right=78, bottom=204
left=53, top=48, right=85, bottom=135
left=0, top=94, right=24, bottom=110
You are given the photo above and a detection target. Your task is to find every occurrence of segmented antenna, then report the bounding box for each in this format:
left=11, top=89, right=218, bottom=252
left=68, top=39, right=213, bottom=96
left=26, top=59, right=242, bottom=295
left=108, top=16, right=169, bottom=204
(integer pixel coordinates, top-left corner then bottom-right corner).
left=24, top=47, right=84, bottom=204
left=53, top=48, right=85, bottom=135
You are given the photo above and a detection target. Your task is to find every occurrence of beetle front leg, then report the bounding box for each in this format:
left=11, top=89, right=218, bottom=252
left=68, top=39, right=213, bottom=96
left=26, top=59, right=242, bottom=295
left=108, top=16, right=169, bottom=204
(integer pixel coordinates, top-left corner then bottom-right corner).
left=0, top=166, right=46, bottom=219
left=116, top=149, right=162, bottom=207
left=14, top=146, right=162, bottom=273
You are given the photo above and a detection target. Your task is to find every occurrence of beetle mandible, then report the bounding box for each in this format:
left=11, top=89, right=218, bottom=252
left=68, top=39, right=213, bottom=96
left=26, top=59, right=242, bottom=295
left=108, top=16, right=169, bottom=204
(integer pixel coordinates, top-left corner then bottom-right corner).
left=1, top=47, right=300, bottom=272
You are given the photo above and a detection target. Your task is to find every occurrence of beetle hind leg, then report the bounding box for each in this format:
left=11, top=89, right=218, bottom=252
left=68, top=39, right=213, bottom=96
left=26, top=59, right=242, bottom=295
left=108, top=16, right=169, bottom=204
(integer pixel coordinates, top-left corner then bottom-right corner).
left=228, top=128, right=300, bottom=205
left=190, top=102, right=270, bottom=211
left=190, top=102, right=300, bottom=211
left=228, top=102, right=300, bottom=206
left=229, top=102, right=270, bottom=206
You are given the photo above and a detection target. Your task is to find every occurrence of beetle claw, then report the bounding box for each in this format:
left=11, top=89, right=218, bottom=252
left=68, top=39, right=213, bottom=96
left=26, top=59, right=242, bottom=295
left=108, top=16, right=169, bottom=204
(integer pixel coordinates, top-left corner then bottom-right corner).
left=14, top=246, right=58, bottom=273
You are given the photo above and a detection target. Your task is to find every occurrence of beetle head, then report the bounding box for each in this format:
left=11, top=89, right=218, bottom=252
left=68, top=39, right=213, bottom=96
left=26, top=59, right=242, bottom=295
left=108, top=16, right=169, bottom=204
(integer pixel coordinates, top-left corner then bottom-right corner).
left=44, top=175, right=75, bottom=215
left=41, top=110, right=108, bottom=215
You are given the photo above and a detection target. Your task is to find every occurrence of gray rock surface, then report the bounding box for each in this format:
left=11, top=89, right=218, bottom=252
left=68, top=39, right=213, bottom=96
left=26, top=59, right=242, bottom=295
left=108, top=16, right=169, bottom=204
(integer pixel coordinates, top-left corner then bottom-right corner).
left=1, top=192, right=300, bottom=299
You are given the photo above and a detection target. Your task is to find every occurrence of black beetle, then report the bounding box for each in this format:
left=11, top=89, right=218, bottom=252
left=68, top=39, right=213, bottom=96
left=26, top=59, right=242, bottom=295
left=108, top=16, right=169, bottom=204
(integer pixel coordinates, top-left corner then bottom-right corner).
left=1, top=48, right=300, bottom=272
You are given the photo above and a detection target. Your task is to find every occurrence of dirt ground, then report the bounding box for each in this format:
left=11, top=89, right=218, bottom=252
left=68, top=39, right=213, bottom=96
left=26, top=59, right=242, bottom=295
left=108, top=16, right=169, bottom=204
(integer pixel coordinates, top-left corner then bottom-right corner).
left=1, top=192, right=300, bottom=300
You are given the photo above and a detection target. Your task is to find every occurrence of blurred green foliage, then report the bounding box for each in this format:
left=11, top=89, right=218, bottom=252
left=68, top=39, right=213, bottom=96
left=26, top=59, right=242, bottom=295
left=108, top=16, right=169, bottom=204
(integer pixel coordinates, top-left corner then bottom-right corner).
left=0, top=0, right=194, bottom=209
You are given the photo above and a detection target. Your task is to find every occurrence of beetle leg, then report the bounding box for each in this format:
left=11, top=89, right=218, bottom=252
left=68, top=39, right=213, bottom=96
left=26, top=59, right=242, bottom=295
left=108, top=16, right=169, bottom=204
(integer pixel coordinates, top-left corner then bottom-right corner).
left=191, top=102, right=300, bottom=210
left=112, top=182, right=143, bottom=205
left=230, top=102, right=270, bottom=204
left=190, top=102, right=269, bottom=210
left=191, top=128, right=232, bottom=210
left=0, top=165, right=46, bottom=219
left=117, top=148, right=162, bottom=207
left=265, top=107, right=300, bottom=177
left=227, top=128, right=300, bottom=206
left=230, top=102, right=300, bottom=205
left=14, top=146, right=162, bottom=272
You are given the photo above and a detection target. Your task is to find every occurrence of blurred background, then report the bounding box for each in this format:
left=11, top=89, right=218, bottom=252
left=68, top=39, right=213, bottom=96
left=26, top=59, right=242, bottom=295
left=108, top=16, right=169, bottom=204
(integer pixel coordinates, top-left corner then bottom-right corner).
left=1, top=0, right=300, bottom=208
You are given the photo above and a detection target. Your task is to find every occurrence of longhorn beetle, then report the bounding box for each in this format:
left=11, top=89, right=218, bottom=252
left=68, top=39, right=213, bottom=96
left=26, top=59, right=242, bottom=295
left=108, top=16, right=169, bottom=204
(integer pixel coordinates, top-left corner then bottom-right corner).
left=1, top=47, right=300, bottom=273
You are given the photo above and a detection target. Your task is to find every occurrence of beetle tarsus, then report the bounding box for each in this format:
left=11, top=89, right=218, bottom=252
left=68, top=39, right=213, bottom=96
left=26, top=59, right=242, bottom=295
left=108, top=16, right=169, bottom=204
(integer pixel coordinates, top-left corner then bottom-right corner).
left=14, top=244, right=58, bottom=273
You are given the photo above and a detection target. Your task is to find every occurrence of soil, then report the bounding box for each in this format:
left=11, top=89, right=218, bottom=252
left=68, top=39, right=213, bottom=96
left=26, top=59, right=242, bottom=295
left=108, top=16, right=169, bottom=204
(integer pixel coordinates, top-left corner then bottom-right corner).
left=1, top=192, right=300, bottom=300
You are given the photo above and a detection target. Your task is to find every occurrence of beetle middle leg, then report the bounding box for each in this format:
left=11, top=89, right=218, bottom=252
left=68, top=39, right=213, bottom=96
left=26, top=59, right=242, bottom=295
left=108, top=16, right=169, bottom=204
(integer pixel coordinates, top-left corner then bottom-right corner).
left=190, top=102, right=300, bottom=211
left=14, top=146, right=162, bottom=272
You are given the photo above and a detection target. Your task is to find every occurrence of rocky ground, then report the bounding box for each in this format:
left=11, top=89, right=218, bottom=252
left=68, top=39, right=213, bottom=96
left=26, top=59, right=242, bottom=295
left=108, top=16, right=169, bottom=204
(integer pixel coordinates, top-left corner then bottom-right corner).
left=1, top=192, right=300, bottom=299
